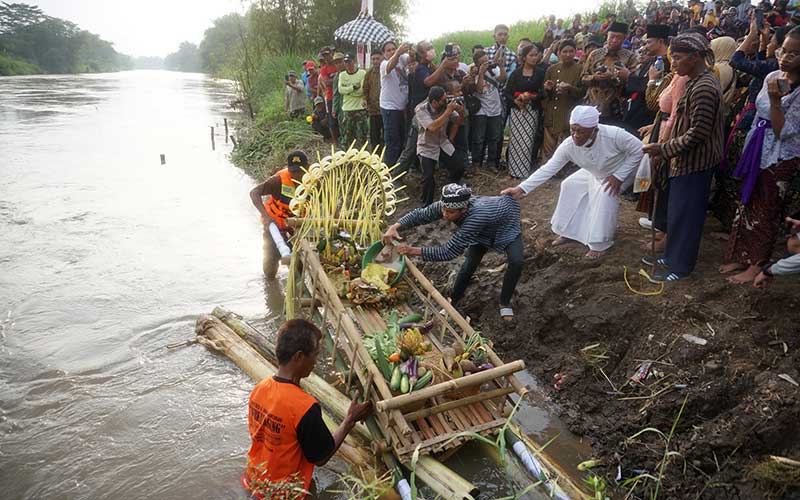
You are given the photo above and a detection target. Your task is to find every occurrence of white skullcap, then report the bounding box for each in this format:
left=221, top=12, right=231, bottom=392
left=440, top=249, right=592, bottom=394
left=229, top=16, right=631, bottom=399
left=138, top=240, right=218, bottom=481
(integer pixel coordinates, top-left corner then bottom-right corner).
left=569, top=106, right=600, bottom=128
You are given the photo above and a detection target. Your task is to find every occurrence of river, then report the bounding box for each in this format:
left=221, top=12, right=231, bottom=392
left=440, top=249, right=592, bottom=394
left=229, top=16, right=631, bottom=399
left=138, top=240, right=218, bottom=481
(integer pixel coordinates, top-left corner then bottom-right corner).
left=0, top=71, right=588, bottom=500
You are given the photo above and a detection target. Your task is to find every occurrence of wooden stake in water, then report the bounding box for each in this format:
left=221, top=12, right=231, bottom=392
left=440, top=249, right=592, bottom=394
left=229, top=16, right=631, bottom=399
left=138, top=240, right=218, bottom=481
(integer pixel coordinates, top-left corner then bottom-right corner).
left=224, top=118, right=229, bottom=143
left=160, top=154, right=166, bottom=165
left=210, top=126, right=215, bottom=151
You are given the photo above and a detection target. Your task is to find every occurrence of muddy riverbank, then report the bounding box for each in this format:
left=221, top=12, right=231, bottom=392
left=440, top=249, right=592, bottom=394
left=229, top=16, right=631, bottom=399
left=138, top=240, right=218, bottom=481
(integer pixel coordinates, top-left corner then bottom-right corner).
left=391, top=168, right=800, bottom=499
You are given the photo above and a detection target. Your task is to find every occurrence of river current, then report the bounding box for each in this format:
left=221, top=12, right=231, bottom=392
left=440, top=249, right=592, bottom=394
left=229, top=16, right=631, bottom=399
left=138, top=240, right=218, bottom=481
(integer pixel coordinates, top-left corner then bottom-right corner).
left=0, top=70, right=586, bottom=500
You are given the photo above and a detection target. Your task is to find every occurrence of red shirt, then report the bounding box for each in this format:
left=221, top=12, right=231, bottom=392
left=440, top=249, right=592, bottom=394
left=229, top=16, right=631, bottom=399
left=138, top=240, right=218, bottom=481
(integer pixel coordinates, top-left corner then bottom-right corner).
left=319, top=64, right=338, bottom=101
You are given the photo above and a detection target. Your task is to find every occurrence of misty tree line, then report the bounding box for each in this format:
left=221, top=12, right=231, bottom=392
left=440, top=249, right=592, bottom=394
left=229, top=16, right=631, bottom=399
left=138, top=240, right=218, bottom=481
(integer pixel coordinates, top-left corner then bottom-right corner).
left=0, top=2, right=132, bottom=75
left=165, top=0, right=407, bottom=74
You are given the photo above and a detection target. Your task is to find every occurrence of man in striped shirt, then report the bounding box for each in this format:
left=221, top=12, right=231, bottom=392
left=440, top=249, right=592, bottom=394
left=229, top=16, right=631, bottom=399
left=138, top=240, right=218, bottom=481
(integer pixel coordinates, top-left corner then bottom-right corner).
left=382, top=184, right=523, bottom=321
left=642, top=32, right=724, bottom=282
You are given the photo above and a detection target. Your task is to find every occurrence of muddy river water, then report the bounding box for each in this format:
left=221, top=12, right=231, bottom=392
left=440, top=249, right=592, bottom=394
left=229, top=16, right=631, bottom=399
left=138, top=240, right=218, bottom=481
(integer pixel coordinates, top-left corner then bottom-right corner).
left=0, top=71, right=589, bottom=499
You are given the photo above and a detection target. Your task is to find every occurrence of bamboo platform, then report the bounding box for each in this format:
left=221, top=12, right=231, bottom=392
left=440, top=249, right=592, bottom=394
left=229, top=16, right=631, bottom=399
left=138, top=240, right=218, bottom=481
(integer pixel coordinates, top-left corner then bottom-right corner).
left=290, top=238, right=528, bottom=460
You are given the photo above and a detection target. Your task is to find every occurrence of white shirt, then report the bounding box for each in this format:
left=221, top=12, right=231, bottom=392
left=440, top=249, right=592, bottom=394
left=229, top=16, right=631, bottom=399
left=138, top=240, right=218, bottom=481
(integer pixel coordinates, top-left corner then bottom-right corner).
left=519, top=125, right=643, bottom=194
left=379, top=54, right=410, bottom=111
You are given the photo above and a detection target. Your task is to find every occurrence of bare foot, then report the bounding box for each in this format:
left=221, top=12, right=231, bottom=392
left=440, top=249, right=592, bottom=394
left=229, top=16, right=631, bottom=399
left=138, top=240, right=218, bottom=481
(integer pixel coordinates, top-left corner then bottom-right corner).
left=640, top=237, right=667, bottom=252
left=719, top=262, right=746, bottom=274
left=585, top=250, right=605, bottom=259
left=552, top=236, right=577, bottom=247
left=727, top=265, right=761, bottom=284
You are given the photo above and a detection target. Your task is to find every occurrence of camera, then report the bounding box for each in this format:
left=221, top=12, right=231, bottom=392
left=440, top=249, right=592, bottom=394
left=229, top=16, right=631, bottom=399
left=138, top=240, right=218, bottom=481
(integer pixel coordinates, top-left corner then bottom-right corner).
left=443, top=42, right=458, bottom=58
left=596, top=65, right=608, bottom=73
left=447, top=96, right=464, bottom=105
left=487, top=62, right=498, bottom=71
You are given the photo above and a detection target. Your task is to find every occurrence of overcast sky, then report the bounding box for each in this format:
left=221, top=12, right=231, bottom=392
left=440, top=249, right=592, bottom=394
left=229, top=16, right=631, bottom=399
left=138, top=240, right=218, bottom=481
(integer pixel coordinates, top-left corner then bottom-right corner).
left=25, top=0, right=603, bottom=57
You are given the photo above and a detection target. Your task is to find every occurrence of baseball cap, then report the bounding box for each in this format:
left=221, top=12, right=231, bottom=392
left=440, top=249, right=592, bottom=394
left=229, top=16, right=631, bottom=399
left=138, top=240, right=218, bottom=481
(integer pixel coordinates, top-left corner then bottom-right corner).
left=313, top=96, right=324, bottom=105
left=305, top=61, right=317, bottom=70
left=343, top=53, right=354, bottom=61
left=287, top=70, right=297, bottom=77
left=287, top=151, right=308, bottom=171
left=333, top=51, right=345, bottom=60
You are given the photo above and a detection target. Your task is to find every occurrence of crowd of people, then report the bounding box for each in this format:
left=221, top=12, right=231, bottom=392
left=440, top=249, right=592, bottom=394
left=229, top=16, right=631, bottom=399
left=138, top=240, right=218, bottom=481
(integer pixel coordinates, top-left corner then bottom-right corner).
left=248, top=2, right=800, bottom=496
left=274, top=0, right=800, bottom=298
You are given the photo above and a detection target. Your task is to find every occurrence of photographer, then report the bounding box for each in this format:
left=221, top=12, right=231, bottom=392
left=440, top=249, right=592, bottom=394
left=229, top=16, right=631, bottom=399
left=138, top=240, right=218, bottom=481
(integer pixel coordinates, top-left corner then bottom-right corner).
left=414, top=86, right=466, bottom=206
left=398, top=41, right=458, bottom=174
left=463, top=49, right=506, bottom=172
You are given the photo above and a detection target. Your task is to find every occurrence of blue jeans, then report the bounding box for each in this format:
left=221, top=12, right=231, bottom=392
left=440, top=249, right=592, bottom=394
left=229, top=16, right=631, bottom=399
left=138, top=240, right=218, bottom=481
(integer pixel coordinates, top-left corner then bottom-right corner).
left=380, top=108, right=406, bottom=167
left=470, top=114, right=503, bottom=168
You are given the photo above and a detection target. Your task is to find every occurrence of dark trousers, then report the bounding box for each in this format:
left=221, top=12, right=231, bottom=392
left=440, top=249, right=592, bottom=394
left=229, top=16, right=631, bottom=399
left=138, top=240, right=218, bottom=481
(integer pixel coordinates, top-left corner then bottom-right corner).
left=470, top=114, right=503, bottom=168
left=398, top=118, right=419, bottom=171
left=420, top=151, right=466, bottom=206
left=451, top=234, right=524, bottom=307
left=380, top=108, right=406, bottom=167
left=369, top=114, right=384, bottom=151
left=665, top=168, right=714, bottom=275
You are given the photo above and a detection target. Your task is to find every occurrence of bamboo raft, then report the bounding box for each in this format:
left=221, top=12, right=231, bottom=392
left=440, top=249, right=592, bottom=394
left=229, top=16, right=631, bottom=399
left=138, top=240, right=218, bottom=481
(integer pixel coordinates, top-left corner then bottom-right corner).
left=289, top=236, right=528, bottom=460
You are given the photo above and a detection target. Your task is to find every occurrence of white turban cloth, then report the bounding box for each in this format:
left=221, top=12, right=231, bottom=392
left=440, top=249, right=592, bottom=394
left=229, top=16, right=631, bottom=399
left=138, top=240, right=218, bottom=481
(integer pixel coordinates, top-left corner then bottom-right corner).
left=569, top=106, right=600, bottom=128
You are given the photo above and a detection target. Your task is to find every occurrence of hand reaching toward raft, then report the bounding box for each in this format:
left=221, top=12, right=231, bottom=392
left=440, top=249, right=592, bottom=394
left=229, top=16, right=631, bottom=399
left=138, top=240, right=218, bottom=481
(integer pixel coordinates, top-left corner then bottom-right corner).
left=381, top=223, right=403, bottom=246
left=500, top=186, right=524, bottom=199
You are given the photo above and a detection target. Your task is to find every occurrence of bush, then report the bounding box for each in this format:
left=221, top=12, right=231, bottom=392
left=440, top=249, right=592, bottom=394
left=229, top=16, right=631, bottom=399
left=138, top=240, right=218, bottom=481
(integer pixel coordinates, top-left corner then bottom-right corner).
left=0, top=53, right=43, bottom=76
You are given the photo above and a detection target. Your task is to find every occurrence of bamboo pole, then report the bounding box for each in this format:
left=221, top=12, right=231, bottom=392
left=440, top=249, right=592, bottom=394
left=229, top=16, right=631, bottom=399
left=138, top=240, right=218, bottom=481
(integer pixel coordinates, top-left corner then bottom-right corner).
left=403, top=387, right=515, bottom=422
left=300, top=239, right=413, bottom=436
left=210, top=307, right=370, bottom=442
left=194, top=315, right=371, bottom=467
left=507, top=422, right=590, bottom=500
left=404, top=260, right=529, bottom=398
left=300, top=304, right=481, bottom=500
left=414, top=456, right=480, bottom=499
left=377, top=360, right=525, bottom=412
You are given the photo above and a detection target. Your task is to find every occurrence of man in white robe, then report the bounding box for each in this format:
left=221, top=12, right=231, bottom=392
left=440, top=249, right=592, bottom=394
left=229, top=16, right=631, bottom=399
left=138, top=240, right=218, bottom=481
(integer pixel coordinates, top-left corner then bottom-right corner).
left=501, top=106, right=643, bottom=258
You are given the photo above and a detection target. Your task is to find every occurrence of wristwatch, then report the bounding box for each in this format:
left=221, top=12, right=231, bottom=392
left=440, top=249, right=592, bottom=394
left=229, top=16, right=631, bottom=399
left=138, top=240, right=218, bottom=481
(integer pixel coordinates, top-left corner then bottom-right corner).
left=761, top=262, right=775, bottom=277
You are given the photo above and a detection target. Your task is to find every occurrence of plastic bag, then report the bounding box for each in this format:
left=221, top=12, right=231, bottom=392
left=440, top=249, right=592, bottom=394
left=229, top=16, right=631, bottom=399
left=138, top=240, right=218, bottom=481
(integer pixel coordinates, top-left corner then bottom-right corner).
left=633, top=154, right=651, bottom=193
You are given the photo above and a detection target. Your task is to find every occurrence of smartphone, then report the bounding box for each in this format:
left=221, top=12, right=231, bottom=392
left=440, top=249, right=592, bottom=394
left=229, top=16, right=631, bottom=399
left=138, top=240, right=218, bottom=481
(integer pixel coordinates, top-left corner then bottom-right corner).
left=777, top=78, right=790, bottom=95
left=755, top=8, right=764, bottom=31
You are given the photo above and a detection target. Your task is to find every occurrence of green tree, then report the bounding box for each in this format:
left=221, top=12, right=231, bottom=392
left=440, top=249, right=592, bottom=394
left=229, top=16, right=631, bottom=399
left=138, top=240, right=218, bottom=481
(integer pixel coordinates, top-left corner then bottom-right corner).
left=164, top=41, right=202, bottom=72
left=198, top=12, right=243, bottom=75
left=0, top=1, right=129, bottom=75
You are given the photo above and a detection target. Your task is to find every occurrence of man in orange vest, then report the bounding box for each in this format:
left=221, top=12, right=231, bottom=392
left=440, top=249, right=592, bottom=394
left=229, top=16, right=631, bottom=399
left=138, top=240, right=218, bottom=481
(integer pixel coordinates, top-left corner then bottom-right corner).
left=243, top=319, right=371, bottom=499
left=249, top=150, right=307, bottom=278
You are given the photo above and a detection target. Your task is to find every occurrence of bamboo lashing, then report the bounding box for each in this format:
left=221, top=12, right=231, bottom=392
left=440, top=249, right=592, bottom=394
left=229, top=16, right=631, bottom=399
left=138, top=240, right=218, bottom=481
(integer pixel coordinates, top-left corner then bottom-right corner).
left=405, top=259, right=529, bottom=398
left=377, top=360, right=525, bottom=412
left=299, top=239, right=414, bottom=436
left=403, top=387, right=515, bottom=421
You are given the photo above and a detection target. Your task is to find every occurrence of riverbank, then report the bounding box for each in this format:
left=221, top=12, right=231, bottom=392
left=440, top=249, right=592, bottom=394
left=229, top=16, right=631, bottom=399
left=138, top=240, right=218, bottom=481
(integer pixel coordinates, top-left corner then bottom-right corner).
left=391, top=168, right=800, bottom=499
left=0, top=53, right=43, bottom=76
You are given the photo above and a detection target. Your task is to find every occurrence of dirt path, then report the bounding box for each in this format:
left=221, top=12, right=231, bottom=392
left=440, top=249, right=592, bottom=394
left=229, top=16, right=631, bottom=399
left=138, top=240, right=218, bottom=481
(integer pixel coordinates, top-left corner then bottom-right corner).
left=391, top=169, right=800, bottom=499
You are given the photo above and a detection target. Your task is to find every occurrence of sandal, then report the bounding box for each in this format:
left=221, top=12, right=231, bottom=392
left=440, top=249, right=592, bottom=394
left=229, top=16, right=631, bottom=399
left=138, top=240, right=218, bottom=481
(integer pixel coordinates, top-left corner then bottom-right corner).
left=500, top=307, right=514, bottom=321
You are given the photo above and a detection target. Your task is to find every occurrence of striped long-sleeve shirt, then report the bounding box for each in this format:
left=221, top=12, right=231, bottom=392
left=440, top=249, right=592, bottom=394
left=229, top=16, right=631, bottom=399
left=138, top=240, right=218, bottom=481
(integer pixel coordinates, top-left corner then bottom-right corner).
left=659, top=70, right=724, bottom=177
left=397, top=196, right=522, bottom=262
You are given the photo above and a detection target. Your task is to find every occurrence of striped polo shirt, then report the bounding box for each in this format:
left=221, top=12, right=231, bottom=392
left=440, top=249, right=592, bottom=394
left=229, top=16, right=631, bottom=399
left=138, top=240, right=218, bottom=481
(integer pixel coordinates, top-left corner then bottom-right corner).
left=397, top=195, right=522, bottom=262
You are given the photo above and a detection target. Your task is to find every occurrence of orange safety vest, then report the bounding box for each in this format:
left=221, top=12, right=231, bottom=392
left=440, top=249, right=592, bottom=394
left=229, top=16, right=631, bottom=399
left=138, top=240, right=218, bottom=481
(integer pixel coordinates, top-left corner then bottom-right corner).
left=244, top=377, right=318, bottom=499
left=264, top=168, right=296, bottom=230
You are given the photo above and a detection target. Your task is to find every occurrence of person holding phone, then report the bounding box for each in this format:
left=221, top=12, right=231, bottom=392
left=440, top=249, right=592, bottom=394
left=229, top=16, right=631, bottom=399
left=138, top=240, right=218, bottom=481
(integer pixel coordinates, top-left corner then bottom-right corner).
left=338, top=53, right=368, bottom=147
left=720, top=26, right=800, bottom=284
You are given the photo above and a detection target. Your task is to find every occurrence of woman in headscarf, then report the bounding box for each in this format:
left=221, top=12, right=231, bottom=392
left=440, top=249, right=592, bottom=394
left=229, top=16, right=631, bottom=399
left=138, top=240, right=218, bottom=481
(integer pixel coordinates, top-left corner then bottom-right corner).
left=711, top=36, right=739, bottom=111
left=720, top=26, right=800, bottom=284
